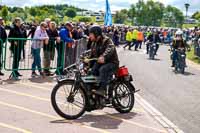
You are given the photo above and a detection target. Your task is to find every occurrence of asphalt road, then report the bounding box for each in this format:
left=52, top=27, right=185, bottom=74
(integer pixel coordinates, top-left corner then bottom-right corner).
left=0, top=73, right=167, bottom=133
left=0, top=42, right=199, bottom=133
left=118, top=44, right=200, bottom=133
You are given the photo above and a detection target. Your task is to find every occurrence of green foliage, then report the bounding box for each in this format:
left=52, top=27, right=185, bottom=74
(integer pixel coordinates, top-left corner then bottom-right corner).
left=187, top=46, right=200, bottom=64
left=1, top=6, right=8, bottom=21
left=78, top=16, right=92, bottom=22
left=135, top=0, right=164, bottom=26
left=128, top=4, right=136, bottom=25
left=8, top=7, right=22, bottom=13
left=164, top=5, right=184, bottom=28
left=0, top=2, right=193, bottom=28
left=29, top=8, right=37, bottom=17
left=182, top=23, right=199, bottom=28
left=192, top=11, right=200, bottom=20
left=114, top=10, right=128, bottom=24
left=65, top=8, right=77, bottom=18
left=115, top=0, right=185, bottom=27
left=1, top=4, right=81, bottom=24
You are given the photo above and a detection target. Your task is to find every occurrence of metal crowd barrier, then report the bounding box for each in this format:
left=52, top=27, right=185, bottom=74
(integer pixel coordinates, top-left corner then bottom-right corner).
left=64, top=38, right=88, bottom=67
left=0, top=39, right=3, bottom=71
left=3, top=38, right=66, bottom=78
left=0, top=37, right=88, bottom=78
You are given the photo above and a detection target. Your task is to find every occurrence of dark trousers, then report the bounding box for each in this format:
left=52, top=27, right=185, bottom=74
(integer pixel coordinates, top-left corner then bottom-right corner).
left=155, top=43, right=159, bottom=54
left=146, top=43, right=150, bottom=54
left=65, top=47, right=73, bottom=67
left=130, top=39, right=138, bottom=50
left=0, top=43, right=3, bottom=70
left=138, top=41, right=143, bottom=49
left=123, top=41, right=132, bottom=49
left=56, top=43, right=65, bottom=74
left=92, top=63, right=118, bottom=88
left=22, top=44, right=25, bottom=59
left=12, top=46, right=21, bottom=75
left=113, top=37, right=119, bottom=46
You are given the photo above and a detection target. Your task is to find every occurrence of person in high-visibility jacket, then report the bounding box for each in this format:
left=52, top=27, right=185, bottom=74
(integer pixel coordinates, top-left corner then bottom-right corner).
left=137, top=29, right=144, bottom=49
left=130, top=28, right=139, bottom=51
left=123, top=29, right=133, bottom=50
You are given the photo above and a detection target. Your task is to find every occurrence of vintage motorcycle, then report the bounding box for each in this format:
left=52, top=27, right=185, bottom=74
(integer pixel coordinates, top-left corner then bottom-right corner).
left=51, top=50, right=139, bottom=120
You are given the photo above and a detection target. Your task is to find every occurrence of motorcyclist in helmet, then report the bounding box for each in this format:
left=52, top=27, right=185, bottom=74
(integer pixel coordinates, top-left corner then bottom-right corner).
left=146, top=29, right=161, bottom=55
left=171, top=30, right=190, bottom=67
left=87, top=25, right=119, bottom=97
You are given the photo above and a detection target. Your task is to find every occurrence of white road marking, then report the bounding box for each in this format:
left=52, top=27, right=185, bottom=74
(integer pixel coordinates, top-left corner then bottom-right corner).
left=136, top=94, right=184, bottom=133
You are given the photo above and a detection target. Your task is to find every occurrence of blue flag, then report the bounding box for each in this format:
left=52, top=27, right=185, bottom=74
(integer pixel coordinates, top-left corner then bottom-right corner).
left=104, top=0, right=112, bottom=26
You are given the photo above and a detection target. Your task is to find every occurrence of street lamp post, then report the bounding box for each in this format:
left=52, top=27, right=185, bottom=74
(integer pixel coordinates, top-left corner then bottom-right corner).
left=184, top=3, right=190, bottom=18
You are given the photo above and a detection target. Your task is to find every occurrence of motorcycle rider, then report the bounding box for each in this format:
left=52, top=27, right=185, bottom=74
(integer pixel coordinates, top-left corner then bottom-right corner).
left=87, top=25, right=119, bottom=97
left=153, top=29, right=161, bottom=55
left=171, top=30, right=190, bottom=67
left=146, top=29, right=160, bottom=55
left=146, top=30, right=152, bottom=54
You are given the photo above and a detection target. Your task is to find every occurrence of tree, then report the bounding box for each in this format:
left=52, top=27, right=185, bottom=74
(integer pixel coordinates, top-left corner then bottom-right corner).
left=128, top=4, right=136, bottom=25
left=29, top=7, right=37, bottom=17
left=146, top=1, right=164, bottom=26
left=1, top=6, right=8, bottom=22
left=133, top=0, right=164, bottom=26
left=135, top=0, right=148, bottom=26
left=8, top=7, right=18, bottom=13
left=114, top=10, right=128, bottom=24
left=164, top=5, right=184, bottom=28
left=192, top=11, right=200, bottom=20
left=65, top=8, right=76, bottom=19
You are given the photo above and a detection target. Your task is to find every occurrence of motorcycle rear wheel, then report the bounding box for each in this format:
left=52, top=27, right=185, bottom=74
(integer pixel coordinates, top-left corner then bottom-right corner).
left=112, top=82, right=135, bottom=113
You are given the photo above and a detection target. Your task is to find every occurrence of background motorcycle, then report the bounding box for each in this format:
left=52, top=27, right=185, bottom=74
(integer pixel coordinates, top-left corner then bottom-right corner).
left=174, top=49, right=186, bottom=74
left=148, top=42, right=157, bottom=60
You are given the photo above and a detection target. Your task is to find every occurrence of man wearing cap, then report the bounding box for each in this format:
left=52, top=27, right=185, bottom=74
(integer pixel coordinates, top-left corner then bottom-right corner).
left=0, top=17, right=7, bottom=76
left=44, top=18, right=51, bottom=28
left=31, top=22, right=49, bottom=77
left=59, top=22, right=74, bottom=71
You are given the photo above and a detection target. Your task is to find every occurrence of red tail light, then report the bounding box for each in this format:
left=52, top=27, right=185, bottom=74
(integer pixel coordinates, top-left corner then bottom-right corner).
left=117, top=66, right=129, bottom=77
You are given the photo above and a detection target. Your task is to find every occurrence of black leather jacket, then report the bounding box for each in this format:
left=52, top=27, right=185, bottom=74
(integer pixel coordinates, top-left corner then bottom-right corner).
left=90, top=35, right=119, bottom=66
left=8, top=25, right=24, bottom=52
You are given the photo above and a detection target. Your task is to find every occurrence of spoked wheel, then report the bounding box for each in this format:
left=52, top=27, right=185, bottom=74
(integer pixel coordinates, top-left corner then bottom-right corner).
left=51, top=80, right=86, bottom=120
left=112, top=82, right=135, bottom=113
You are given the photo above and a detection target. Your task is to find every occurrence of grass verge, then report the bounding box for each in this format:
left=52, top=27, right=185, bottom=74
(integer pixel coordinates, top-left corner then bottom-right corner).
left=187, top=46, right=200, bottom=64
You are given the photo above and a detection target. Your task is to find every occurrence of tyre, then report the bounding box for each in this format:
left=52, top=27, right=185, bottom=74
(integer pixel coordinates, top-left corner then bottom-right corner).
left=51, top=80, right=86, bottom=120
left=180, top=64, right=185, bottom=74
left=175, top=60, right=178, bottom=72
left=112, top=82, right=135, bottom=113
left=180, top=58, right=186, bottom=74
left=181, top=67, right=185, bottom=74
left=149, top=47, right=155, bottom=60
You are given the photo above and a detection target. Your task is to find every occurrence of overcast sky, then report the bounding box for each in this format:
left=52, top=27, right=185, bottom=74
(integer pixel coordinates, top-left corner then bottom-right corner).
left=1, top=0, right=199, bottom=15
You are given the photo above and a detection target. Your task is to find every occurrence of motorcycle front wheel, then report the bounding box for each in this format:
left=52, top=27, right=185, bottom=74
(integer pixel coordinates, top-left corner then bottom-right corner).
left=51, top=80, right=86, bottom=120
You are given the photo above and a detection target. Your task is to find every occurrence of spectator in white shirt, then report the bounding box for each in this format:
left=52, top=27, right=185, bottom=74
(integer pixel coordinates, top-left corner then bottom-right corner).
left=31, top=22, right=49, bottom=77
